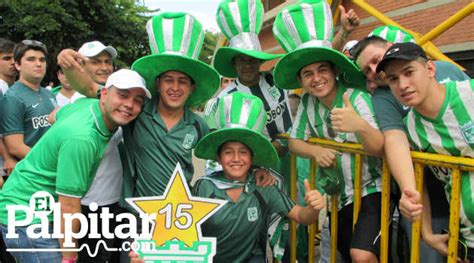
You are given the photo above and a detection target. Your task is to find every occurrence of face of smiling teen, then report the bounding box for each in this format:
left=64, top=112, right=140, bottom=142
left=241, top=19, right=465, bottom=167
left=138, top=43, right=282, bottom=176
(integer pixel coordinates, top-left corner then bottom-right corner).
left=156, top=70, right=195, bottom=112
left=384, top=58, right=435, bottom=108
left=298, top=61, right=338, bottom=106
left=217, top=141, right=253, bottom=182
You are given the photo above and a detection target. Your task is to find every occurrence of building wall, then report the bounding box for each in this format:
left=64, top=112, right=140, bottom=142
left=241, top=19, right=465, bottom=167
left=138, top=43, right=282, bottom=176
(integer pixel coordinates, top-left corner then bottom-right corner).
left=259, top=0, right=474, bottom=73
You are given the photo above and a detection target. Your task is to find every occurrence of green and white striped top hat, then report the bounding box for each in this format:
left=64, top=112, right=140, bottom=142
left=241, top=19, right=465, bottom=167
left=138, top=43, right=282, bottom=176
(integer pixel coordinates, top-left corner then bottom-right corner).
left=195, top=92, right=279, bottom=169
left=213, top=0, right=282, bottom=78
left=369, top=25, right=415, bottom=43
left=131, top=12, right=219, bottom=107
left=272, top=1, right=364, bottom=89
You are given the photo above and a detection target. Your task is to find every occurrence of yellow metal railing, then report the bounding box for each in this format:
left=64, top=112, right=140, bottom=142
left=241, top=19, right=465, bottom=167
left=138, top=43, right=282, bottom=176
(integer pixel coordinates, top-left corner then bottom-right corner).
left=352, top=0, right=473, bottom=71
left=280, top=135, right=474, bottom=263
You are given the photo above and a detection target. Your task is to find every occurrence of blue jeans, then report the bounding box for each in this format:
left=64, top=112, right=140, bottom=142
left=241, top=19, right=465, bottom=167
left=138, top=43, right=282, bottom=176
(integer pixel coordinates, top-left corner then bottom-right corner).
left=0, top=224, right=61, bottom=263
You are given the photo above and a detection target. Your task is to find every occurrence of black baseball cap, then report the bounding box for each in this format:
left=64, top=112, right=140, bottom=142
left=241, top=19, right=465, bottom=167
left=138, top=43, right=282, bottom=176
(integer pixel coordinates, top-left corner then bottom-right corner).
left=376, top=42, right=427, bottom=73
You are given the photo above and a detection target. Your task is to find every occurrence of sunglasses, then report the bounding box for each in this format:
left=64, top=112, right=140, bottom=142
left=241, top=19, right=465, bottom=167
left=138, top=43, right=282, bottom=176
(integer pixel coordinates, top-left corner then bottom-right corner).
left=21, top=40, right=47, bottom=52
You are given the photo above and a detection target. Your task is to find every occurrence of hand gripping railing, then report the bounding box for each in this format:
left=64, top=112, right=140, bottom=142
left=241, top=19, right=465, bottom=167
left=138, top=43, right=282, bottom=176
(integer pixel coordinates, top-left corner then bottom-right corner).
left=277, top=134, right=474, bottom=263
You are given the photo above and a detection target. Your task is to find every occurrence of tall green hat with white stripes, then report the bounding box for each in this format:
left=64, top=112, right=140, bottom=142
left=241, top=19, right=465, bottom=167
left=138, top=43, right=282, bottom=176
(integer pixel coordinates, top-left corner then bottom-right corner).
left=369, top=25, right=415, bottom=43
left=195, top=92, right=279, bottom=169
left=272, top=1, right=364, bottom=89
left=213, top=0, right=282, bottom=78
left=131, top=12, right=219, bottom=107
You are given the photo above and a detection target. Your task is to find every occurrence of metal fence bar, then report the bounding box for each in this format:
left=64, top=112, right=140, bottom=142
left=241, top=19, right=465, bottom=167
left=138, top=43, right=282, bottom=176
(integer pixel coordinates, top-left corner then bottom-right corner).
left=447, top=168, right=461, bottom=263
left=330, top=195, right=339, bottom=263
left=380, top=160, right=391, bottom=263
left=417, top=3, right=474, bottom=46
left=278, top=134, right=474, bottom=262
left=353, top=154, right=362, bottom=229
left=411, top=163, right=425, bottom=263
left=290, top=153, right=297, bottom=263
left=351, top=0, right=465, bottom=70
left=308, top=159, right=317, bottom=262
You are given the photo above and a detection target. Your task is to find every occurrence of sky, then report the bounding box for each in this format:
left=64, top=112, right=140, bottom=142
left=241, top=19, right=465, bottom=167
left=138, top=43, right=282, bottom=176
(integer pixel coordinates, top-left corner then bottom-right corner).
left=141, top=0, right=221, bottom=32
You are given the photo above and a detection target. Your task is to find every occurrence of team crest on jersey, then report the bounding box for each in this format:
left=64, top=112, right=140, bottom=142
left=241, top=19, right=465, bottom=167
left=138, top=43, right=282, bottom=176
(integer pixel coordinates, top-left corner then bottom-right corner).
left=268, top=86, right=281, bottom=101
left=182, top=133, right=195, bottom=150
left=461, top=121, right=474, bottom=144
left=247, top=207, right=258, bottom=222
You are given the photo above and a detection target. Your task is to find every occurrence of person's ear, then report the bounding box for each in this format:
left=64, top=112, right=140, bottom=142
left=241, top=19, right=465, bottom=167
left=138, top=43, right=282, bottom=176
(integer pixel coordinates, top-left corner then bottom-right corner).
left=426, top=60, right=436, bottom=78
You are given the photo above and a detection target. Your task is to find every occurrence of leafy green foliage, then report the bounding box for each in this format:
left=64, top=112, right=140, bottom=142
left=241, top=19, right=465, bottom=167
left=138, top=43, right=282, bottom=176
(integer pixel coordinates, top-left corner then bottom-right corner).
left=0, top=0, right=153, bottom=84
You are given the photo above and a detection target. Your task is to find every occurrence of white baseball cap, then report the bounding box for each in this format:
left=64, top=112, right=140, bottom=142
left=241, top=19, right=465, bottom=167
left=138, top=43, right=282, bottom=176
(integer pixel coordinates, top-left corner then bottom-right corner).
left=78, top=41, right=117, bottom=58
left=342, top=40, right=359, bottom=54
left=105, top=69, right=151, bottom=99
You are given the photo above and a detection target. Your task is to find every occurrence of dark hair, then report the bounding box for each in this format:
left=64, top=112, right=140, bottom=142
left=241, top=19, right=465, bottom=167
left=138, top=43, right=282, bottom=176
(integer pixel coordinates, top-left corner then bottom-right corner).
left=351, top=36, right=388, bottom=62
left=157, top=70, right=195, bottom=85
left=0, top=38, right=15, bottom=54
left=13, top=40, right=48, bottom=64
left=217, top=141, right=254, bottom=157
left=296, top=61, right=336, bottom=79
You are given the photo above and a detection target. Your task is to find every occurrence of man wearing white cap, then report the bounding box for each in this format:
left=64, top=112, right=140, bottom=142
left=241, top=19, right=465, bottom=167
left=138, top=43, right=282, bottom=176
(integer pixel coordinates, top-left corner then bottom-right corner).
left=77, top=41, right=116, bottom=85
left=0, top=69, right=150, bottom=263
left=52, top=40, right=131, bottom=263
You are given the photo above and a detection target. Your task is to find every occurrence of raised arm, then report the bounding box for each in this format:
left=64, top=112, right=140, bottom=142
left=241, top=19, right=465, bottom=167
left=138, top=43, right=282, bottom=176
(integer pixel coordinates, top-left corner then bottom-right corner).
left=332, top=5, right=360, bottom=51
left=57, top=49, right=99, bottom=98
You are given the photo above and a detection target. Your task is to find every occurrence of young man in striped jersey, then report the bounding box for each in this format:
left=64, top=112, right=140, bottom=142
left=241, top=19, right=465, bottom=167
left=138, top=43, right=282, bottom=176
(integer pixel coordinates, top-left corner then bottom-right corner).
left=272, top=1, right=383, bottom=262
left=377, top=42, right=474, bottom=260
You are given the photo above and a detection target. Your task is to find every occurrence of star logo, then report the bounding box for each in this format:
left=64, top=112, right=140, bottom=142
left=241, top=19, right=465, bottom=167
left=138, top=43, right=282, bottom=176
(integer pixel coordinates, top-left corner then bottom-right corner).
left=127, top=163, right=227, bottom=247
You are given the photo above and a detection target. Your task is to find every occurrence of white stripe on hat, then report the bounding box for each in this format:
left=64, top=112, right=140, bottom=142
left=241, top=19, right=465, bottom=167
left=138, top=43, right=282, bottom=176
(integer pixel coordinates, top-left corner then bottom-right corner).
left=146, top=19, right=159, bottom=54
left=254, top=98, right=266, bottom=131
left=322, top=3, right=333, bottom=41
left=192, top=30, right=203, bottom=59
left=180, top=15, right=193, bottom=56
left=224, top=95, right=233, bottom=127
left=249, top=0, right=257, bottom=33
left=162, top=18, right=174, bottom=52
left=229, top=2, right=243, bottom=33
left=240, top=98, right=252, bottom=128
left=218, top=9, right=233, bottom=38
left=379, top=26, right=389, bottom=40
left=302, top=4, right=316, bottom=39
left=394, top=30, right=403, bottom=43
left=272, top=26, right=293, bottom=52
left=282, top=9, right=302, bottom=48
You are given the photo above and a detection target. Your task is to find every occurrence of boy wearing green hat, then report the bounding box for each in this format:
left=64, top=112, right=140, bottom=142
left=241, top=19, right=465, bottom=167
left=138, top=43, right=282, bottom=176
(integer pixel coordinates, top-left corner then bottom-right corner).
left=213, top=0, right=291, bottom=157
left=272, top=1, right=384, bottom=262
left=58, top=12, right=220, bottom=199
left=130, top=92, right=325, bottom=262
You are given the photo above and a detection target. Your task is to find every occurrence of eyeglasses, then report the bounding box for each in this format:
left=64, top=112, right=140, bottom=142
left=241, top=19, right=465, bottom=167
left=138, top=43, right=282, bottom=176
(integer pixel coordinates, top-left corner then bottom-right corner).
left=21, top=40, right=47, bottom=52
left=326, top=113, right=336, bottom=138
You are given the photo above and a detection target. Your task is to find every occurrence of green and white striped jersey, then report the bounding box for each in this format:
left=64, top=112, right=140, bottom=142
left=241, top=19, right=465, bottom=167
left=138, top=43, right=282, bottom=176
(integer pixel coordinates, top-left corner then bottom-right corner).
left=404, top=79, right=474, bottom=247
left=290, top=84, right=382, bottom=209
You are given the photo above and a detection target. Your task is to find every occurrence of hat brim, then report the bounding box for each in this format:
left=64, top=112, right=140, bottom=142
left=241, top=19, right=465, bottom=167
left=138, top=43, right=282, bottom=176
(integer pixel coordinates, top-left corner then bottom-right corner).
left=131, top=54, right=219, bottom=107
left=273, top=47, right=365, bottom=89
left=214, top=47, right=283, bottom=78
left=194, top=128, right=279, bottom=170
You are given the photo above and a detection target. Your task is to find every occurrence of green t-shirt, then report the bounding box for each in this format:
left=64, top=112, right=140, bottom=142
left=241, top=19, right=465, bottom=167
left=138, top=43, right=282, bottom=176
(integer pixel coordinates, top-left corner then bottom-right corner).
left=404, top=80, right=474, bottom=246
left=121, top=97, right=209, bottom=201
left=193, top=172, right=295, bottom=262
left=0, top=81, right=56, bottom=146
left=0, top=99, right=114, bottom=224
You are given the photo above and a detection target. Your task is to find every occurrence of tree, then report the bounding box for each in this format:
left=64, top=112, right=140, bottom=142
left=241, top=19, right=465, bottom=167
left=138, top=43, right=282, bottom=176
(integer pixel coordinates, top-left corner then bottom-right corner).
left=199, top=30, right=219, bottom=65
left=0, top=0, right=153, bottom=84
